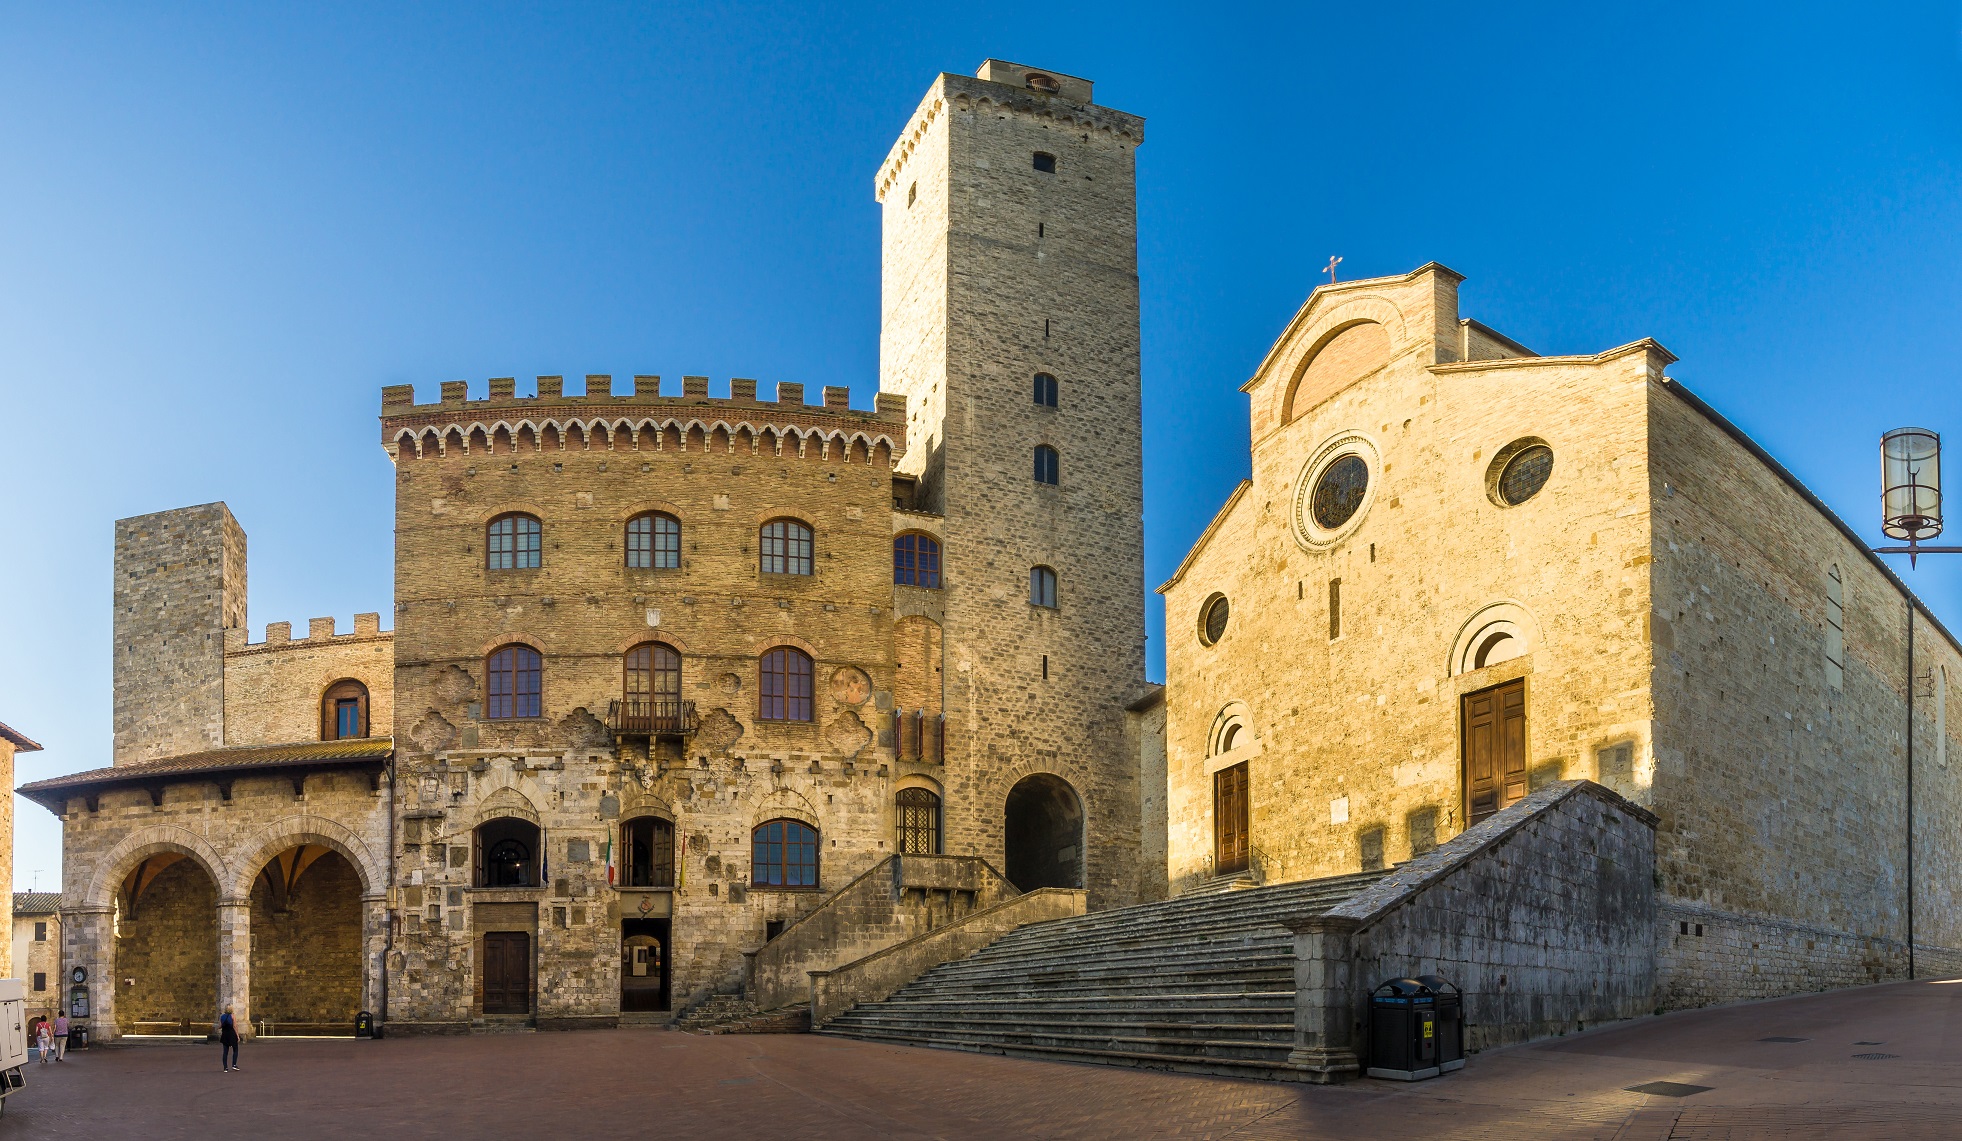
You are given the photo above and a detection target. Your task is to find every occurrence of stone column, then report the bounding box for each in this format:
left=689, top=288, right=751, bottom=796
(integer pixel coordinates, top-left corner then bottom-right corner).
left=216, top=897, right=252, bottom=1038
left=361, top=893, right=388, bottom=1019
left=64, top=905, right=116, bottom=1042
left=1286, top=914, right=1362, bottom=1083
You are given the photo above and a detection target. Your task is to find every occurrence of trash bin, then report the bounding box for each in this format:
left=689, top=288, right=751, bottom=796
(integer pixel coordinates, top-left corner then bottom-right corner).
left=68, top=1025, right=89, bottom=1051
left=354, top=1011, right=374, bottom=1038
left=1367, top=977, right=1443, bottom=1081
left=1414, top=975, right=1464, bottom=1073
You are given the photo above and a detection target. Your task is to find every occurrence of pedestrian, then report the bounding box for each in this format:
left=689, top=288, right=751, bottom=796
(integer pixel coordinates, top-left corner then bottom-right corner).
left=52, top=1011, right=69, bottom=1061
left=218, top=1005, right=240, bottom=1072
left=35, top=1020, right=52, bottom=1065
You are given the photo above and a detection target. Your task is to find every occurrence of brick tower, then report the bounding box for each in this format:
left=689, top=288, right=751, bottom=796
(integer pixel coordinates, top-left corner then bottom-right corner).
left=876, top=61, right=1149, bottom=906
left=111, top=503, right=247, bottom=763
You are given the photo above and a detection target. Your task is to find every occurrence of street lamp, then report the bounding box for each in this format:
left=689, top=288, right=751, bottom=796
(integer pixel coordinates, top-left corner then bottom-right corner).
left=1875, top=427, right=1959, bottom=567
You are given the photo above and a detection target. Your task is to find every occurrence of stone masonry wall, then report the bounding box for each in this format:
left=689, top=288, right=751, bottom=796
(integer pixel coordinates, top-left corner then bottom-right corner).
left=877, top=67, right=1151, bottom=908
left=383, top=382, right=927, bottom=1026
left=1162, top=267, right=1661, bottom=895
left=1332, top=780, right=1658, bottom=1053
left=114, top=856, right=219, bottom=1032
left=223, top=616, right=394, bottom=747
left=113, top=503, right=246, bottom=764
left=1647, top=381, right=1962, bottom=1007
left=249, top=849, right=363, bottom=1028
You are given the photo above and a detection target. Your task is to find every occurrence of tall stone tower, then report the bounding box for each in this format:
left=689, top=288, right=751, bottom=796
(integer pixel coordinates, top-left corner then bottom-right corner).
left=877, top=61, right=1149, bottom=906
left=112, top=503, right=247, bottom=764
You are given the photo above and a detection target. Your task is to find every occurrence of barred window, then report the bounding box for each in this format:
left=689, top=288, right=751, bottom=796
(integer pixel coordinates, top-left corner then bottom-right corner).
left=1034, top=445, right=1059, bottom=485
left=894, top=533, right=942, bottom=589
left=752, top=819, right=819, bottom=888
left=626, top=513, right=681, bottom=569
left=760, top=518, right=814, bottom=576
left=487, top=644, right=542, bottom=719
left=896, top=788, right=942, bottom=854
left=759, top=647, right=814, bottom=722
left=1030, top=565, right=1058, bottom=609
left=487, top=513, right=541, bottom=570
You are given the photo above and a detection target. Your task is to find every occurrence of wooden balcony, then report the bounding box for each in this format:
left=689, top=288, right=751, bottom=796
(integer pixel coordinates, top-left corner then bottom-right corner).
left=606, top=699, right=699, bottom=737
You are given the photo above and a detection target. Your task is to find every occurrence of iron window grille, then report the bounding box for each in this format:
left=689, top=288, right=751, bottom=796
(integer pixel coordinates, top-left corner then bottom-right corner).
left=896, top=788, right=942, bottom=854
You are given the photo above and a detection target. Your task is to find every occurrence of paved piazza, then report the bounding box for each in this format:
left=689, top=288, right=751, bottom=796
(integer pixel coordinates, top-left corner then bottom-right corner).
left=12, top=980, right=1962, bottom=1139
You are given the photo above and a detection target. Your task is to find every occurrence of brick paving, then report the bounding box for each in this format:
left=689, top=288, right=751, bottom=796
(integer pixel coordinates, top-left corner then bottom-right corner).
left=11, top=979, right=1962, bottom=1139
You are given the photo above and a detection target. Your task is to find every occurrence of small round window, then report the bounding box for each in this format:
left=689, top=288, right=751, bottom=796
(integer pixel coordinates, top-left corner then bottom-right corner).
left=1488, top=439, right=1554, bottom=507
left=1312, top=454, right=1370, bottom=529
left=1200, top=594, right=1230, bottom=645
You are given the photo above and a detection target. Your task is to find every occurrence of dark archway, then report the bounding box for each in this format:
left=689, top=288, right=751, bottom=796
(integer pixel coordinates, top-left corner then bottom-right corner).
left=115, top=854, right=218, bottom=1035
left=1004, top=774, right=1084, bottom=892
left=250, top=846, right=363, bottom=1034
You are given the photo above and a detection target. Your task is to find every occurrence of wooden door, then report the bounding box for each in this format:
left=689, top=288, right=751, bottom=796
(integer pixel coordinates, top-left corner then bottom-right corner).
left=1214, top=762, right=1250, bottom=875
left=482, top=931, right=531, bottom=1015
left=1462, top=679, right=1527, bottom=825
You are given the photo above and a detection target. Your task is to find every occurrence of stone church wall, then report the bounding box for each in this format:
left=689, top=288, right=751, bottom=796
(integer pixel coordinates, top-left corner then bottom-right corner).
left=1647, top=381, right=1962, bottom=1007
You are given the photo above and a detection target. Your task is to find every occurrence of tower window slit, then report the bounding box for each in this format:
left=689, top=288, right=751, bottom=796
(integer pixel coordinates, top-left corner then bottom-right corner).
left=1329, top=579, right=1342, bottom=640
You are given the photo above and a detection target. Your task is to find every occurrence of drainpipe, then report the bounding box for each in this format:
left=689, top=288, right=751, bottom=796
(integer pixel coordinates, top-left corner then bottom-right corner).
left=382, top=755, right=396, bottom=1026
left=1907, top=603, right=1916, bottom=980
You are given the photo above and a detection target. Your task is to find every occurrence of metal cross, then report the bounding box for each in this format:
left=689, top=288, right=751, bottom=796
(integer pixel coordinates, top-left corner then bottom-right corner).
left=1324, top=256, right=1343, bottom=284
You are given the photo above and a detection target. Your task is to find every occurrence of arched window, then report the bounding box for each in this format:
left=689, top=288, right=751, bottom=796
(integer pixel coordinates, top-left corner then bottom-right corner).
left=1029, top=565, right=1058, bottom=609
left=487, top=513, right=542, bottom=570
left=1033, top=373, right=1058, bottom=407
left=1034, top=445, right=1059, bottom=485
left=893, top=533, right=942, bottom=589
left=760, top=518, right=814, bottom=576
left=487, top=644, right=542, bottom=719
left=621, top=816, right=675, bottom=888
left=752, top=819, right=820, bottom=888
left=896, top=788, right=941, bottom=854
left=1826, top=565, right=1845, bottom=690
left=759, top=648, right=814, bottom=722
left=476, top=817, right=540, bottom=888
left=626, top=513, right=681, bottom=569
left=625, top=642, right=681, bottom=702
left=321, top=679, right=369, bottom=741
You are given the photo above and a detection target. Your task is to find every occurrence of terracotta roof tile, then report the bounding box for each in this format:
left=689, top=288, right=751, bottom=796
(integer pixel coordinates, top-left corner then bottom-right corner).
left=0, top=722, right=43, bottom=752
left=17, top=737, right=393, bottom=809
left=12, top=892, right=61, bottom=916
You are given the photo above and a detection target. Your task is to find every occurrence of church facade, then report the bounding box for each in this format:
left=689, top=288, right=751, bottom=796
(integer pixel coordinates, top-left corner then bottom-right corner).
left=1159, top=263, right=1962, bottom=1008
left=24, top=59, right=1156, bottom=1037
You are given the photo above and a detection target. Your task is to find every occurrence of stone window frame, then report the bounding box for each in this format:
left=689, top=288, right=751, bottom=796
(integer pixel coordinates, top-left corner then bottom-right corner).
left=1448, top=601, right=1540, bottom=678
left=1197, top=593, right=1229, bottom=647
left=1485, top=436, right=1556, bottom=508
left=1290, top=431, right=1382, bottom=551
left=320, top=678, right=370, bottom=741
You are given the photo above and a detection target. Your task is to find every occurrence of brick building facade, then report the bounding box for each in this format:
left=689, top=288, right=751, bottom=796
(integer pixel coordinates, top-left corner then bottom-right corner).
left=24, top=60, right=1158, bottom=1038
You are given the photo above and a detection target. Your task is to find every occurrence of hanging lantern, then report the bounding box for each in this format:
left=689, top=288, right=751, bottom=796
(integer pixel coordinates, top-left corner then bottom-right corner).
left=1881, top=427, right=1942, bottom=543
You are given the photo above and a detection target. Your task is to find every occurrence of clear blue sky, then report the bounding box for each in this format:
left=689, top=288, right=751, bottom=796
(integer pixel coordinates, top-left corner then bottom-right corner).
left=6, top=2, right=1962, bottom=883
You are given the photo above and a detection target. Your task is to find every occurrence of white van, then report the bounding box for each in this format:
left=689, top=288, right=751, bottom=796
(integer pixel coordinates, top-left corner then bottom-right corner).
left=0, top=979, right=25, bottom=1113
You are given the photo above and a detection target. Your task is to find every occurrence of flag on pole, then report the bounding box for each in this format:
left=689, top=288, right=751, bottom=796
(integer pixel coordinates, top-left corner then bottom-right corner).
left=604, top=836, right=615, bottom=885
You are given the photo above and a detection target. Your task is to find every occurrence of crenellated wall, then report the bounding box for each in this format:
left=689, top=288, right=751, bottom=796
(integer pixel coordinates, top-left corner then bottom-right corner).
left=223, top=615, right=393, bottom=748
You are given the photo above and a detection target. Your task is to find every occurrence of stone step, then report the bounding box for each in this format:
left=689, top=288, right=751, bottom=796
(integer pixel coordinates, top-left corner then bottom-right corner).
left=857, top=996, right=1294, bottom=1018
left=910, top=944, right=1293, bottom=981
left=827, top=1010, right=1292, bottom=1037
left=897, top=973, right=1295, bottom=1003
left=820, top=1022, right=1293, bottom=1063
left=816, top=1026, right=1312, bottom=1083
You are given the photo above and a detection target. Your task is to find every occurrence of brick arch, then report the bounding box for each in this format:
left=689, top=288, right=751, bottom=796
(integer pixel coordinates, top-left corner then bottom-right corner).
left=614, top=631, right=691, bottom=655
left=618, top=791, right=677, bottom=822
left=83, top=826, right=230, bottom=909
left=1257, top=295, right=1408, bottom=433
left=754, top=634, right=819, bottom=658
left=224, top=814, right=384, bottom=900
left=748, top=787, right=822, bottom=832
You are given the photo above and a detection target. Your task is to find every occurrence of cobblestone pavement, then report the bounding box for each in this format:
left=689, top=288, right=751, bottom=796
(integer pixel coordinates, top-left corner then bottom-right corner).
left=10, top=979, right=1962, bottom=1139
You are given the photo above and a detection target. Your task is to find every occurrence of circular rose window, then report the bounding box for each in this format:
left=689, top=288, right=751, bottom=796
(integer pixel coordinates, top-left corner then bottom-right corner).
left=1498, top=445, right=1553, bottom=505
left=1312, top=454, right=1370, bottom=529
left=1200, top=594, right=1230, bottom=645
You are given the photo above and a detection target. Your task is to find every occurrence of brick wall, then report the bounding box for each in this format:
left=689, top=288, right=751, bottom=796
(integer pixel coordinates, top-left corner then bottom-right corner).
left=112, top=504, right=246, bottom=764
left=223, top=617, right=393, bottom=747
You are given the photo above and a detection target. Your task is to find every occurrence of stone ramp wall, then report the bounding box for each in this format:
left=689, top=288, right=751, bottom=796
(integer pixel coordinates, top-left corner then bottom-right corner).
left=1290, top=780, right=1657, bottom=1079
left=747, top=854, right=1016, bottom=1012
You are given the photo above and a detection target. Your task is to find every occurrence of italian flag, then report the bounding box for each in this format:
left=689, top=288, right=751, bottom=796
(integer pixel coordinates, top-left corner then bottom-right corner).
left=604, top=837, right=615, bottom=885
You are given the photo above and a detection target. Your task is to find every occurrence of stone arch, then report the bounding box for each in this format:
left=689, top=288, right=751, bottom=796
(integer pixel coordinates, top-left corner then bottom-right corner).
left=85, top=826, right=230, bottom=909
left=471, top=779, right=548, bottom=826
left=1255, top=294, right=1409, bottom=433
left=1449, top=599, right=1542, bottom=676
left=749, top=787, right=822, bottom=831
left=223, top=815, right=384, bottom=900
left=1003, top=772, right=1085, bottom=892
left=1283, top=320, right=1393, bottom=424
left=1209, top=701, right=1255, bottom=759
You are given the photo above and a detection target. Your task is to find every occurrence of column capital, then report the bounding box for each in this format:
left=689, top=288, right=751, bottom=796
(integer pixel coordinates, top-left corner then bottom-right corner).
left=217, top=897, right=253, bottom=911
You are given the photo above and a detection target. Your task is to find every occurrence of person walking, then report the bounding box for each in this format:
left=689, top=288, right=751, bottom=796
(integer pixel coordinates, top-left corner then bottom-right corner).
left=52, top=1012, right=69, bottom=1061
left=34, top=1021, right=52, bottom=1065
left=218, top=1005, right=240, bottom=1072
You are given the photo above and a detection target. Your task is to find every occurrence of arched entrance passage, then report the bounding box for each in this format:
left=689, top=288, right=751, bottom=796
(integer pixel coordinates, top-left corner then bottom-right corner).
left=1004, top=774, right=1084, bottom=892
left=115, top=853, right=218, bottom=1035
left=249, top=845, right=363, bottom=1035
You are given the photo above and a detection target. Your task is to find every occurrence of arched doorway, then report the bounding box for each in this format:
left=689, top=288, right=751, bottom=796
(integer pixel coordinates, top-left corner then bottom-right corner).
left=1004, top=774, right=1084, bottom=892
left=249, top=845, right=363, bottom=1035
left=114, top=853, right=218, bottom=1035
left=620, top=923, right=670, bottom=1012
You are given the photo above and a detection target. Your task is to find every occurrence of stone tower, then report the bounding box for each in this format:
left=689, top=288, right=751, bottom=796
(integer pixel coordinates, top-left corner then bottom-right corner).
left=112, top=503, right=247, bottom=764
left=877, top=61, right=1149, bottom=906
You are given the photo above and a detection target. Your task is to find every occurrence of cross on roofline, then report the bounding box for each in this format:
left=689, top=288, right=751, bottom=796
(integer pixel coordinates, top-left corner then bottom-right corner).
left=1324, top=256, right=1342, bottom=284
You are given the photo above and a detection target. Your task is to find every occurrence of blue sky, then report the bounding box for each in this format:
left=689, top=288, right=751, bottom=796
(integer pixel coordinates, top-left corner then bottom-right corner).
left=5, top=2, right=1962, bottom=881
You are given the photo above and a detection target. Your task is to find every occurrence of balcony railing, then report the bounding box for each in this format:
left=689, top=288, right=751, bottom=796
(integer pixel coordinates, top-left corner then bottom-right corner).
left=607, top=699, right=699, bottom=737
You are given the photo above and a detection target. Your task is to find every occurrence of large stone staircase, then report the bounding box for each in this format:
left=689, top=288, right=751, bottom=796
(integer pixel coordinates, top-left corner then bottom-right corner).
left=817, top=870, right=1383, bottom=1080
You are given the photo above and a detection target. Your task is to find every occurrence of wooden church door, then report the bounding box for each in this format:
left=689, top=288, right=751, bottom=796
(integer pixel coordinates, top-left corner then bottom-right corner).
left=1462, top=679, right=1527, bottom=825
left=1214, top=762, right=1249, bottom=875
